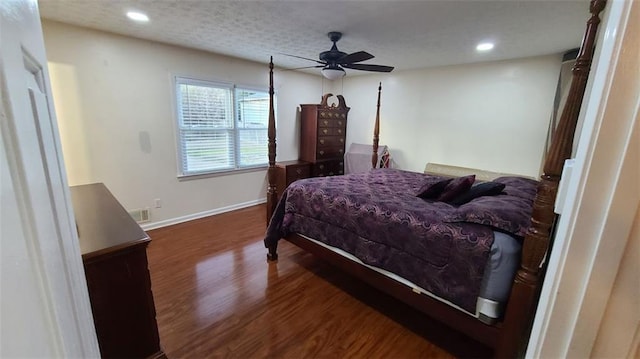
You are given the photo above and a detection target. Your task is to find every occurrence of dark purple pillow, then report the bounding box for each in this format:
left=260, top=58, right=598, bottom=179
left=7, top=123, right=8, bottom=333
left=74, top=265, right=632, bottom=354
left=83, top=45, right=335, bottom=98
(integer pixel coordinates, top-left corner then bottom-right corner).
left=493, top=176, right=539, bottom=200
left=444, top=194, right=534, bottom=237
left=416, top=177, right=453, bottom=199
left=436, top=175, right=476, bottom=202
left=449, top=181, right=506, bottom=205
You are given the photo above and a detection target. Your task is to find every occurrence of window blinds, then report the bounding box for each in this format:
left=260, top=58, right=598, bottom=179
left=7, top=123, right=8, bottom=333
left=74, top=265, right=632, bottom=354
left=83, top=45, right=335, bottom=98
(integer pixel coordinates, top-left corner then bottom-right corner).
left=235, top=89, right=269, bottom=167
left=176, top=78, right=269, bottom=176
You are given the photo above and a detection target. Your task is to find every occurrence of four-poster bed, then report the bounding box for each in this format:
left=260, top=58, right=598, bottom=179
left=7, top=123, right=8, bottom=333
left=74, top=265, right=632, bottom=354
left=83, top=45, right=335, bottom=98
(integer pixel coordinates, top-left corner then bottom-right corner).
left=264, top=0, right=606, bottom=356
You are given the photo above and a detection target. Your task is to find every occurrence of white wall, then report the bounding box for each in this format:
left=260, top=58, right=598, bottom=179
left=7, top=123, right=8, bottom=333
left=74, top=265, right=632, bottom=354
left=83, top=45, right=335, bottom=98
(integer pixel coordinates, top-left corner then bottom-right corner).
left=43, top=20, right=562, bottom=227
left=591, top=205, right=640, bottom=358
left=42, top=20, right=322, bottom=227
left=340, top=55, right=561, bottom=177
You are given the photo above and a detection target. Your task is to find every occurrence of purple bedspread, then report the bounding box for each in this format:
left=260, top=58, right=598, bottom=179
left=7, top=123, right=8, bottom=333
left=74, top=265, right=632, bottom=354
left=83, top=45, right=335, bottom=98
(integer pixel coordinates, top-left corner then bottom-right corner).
left=264, top=169, right=496, bottom=312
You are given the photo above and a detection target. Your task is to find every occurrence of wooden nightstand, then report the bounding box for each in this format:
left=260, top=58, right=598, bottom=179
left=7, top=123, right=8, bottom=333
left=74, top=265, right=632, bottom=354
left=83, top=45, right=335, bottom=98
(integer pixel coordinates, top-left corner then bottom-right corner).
left=275, top=160, right=311, bottom=200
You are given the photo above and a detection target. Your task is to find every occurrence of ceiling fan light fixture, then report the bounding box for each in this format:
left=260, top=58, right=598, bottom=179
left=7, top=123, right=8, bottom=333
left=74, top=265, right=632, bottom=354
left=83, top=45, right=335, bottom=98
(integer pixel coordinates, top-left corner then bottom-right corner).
left=321, top=66, right=345, bottom=80
left=126, top=11, right=149, bottom=22
left=476, top=42, right=494, bottom=52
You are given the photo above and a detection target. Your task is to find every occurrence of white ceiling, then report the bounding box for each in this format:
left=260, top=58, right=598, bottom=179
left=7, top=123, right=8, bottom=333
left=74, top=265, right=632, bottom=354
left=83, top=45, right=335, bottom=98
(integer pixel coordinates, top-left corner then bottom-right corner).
left=38, top=0, right=590, bottom=76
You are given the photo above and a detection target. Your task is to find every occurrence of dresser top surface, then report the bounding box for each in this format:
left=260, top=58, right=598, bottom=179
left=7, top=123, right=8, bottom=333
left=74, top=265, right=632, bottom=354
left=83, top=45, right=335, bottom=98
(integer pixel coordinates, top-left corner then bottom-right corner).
left=300, top=104, right=350, bottom=111
left=70, top=183, right=150, bottom=260
left=276, top=160, right=310, bottom=167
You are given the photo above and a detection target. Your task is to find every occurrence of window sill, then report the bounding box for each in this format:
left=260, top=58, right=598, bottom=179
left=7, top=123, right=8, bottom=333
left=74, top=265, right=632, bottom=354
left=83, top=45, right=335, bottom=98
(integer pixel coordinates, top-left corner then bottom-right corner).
left=178, top=165, right=268, bottom=181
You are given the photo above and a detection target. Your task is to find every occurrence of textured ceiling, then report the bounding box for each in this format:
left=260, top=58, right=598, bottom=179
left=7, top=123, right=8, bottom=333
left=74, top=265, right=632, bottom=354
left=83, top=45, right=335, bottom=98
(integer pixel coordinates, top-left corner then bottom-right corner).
left=38, top=0, right=590, bottom=76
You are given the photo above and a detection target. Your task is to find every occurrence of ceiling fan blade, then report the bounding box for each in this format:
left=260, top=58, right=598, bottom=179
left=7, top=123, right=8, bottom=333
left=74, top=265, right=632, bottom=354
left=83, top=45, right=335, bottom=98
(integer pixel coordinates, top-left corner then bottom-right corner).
left=281, top=65, right=324, bottom=71
left=337, top=51, right=374, bottom=64
left=342, top=63, right=394, bottom=73
left=279, top=53, right=325, bottom=65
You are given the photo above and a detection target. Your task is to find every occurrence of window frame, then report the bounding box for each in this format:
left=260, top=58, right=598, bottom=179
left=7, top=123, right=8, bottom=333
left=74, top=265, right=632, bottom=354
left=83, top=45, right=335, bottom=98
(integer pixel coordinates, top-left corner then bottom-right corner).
left=173, top=76, right=273, bottom=179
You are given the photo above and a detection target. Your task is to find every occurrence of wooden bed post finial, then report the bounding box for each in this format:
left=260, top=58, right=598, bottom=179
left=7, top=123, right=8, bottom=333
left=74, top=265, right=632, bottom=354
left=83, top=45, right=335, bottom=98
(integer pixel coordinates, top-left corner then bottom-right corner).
left=372, top=82, right=382, bottom=169
left=497, top=0, right=606, bottom=356
left=266, top=57, right=278, bottom=227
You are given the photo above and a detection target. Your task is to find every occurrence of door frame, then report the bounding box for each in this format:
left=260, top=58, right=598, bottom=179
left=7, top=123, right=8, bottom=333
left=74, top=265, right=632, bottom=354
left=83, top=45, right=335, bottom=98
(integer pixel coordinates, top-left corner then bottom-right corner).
left=527, top=0, right=639, bottom=357
left=1, top=0, right=99, bottom=357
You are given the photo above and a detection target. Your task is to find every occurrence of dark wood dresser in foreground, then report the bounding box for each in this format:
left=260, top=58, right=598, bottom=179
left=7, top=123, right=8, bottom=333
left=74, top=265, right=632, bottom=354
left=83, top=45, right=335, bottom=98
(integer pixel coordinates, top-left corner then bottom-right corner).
left=70, top=183, right=165, bottom=359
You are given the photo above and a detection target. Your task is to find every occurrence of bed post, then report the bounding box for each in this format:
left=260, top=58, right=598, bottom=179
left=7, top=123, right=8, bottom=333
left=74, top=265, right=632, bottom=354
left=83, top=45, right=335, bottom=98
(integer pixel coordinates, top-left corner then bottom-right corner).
left=372, top=82, right=382, bottom=169
left=496, top=0, right=606, bottom=357
left=266, top=58, right=278, bottom=217
left=266, top=57, right=279, bottom=260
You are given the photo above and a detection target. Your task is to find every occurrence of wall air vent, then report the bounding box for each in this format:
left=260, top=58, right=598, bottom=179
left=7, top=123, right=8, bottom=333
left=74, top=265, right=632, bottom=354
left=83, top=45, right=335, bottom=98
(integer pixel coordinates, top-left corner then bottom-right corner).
left=128, top=208, right=150, bottom=223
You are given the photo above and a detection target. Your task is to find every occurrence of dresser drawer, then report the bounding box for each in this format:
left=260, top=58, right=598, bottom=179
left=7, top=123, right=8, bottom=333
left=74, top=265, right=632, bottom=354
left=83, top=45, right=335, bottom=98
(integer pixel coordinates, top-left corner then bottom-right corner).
left=318, top=110, right=347, bottom=120
left=275, top=160, right=311, bottom=200
left=312, top=159, right=344, bottom=177
left=317, top=117, right=347, bottom=128
left=317, top=136, right=345, bottom=148
left=285, top=164, right=311, bottom=183
left=319, top=127, right=345, bottom=136
left=316, top=147, right=344, bottom=159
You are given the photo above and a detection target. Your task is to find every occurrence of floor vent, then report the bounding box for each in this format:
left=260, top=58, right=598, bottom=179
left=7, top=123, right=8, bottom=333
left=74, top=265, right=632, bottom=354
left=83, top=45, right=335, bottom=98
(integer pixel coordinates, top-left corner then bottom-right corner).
left=128, top=208, right=150, bottom=223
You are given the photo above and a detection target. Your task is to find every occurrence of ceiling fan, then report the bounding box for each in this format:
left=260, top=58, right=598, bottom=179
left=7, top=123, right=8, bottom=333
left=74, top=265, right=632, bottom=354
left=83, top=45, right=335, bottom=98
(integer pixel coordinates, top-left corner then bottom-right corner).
left=284, top=31, right=394, bottom=80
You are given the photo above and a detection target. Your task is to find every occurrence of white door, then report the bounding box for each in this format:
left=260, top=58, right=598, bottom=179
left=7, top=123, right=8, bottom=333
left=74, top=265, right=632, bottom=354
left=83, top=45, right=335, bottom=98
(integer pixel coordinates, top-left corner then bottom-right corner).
left=0, top=1, right=99, bottom=357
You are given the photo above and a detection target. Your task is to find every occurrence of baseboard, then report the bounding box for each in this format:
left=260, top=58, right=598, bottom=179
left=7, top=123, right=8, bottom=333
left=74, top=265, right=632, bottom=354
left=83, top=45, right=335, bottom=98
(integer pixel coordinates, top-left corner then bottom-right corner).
left=141, top=198, right=266, bottom=231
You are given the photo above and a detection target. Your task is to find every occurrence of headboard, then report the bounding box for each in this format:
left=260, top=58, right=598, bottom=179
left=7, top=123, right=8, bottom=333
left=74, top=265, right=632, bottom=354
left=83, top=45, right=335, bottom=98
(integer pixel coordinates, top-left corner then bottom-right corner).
left=424, top=163, right=537, bottom=181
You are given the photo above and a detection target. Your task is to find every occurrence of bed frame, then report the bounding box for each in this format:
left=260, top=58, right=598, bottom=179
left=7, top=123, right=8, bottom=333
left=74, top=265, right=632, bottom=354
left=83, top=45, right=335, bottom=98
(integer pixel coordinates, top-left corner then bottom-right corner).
left=265, top=1, right=606, bottom=356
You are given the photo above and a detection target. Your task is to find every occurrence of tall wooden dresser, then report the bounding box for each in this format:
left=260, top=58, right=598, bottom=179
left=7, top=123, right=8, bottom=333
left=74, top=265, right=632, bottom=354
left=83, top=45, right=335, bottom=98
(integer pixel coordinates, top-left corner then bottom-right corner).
left=70, top=183, right=165, bottom=359
left=299, top=93, right=349, bottom=177
left=272, top=94, right=349, bottom=203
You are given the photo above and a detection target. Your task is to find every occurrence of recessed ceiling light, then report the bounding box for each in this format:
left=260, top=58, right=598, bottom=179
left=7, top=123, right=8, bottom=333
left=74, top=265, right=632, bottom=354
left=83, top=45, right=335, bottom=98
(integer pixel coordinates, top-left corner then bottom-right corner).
left=126, top=11, right=149, bottom=22
left=476, top=42, right=494, bottom=52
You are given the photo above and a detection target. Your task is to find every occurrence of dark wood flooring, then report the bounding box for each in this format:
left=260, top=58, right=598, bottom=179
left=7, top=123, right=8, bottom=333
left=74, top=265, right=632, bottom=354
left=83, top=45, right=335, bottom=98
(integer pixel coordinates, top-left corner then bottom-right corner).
left=147, top=204, right=491, bottom=358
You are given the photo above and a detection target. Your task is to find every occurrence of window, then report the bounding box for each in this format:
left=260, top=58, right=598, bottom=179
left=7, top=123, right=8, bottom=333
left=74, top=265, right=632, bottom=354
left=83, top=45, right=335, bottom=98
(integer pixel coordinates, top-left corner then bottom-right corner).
left=175, top=77, right=271, bottom=176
